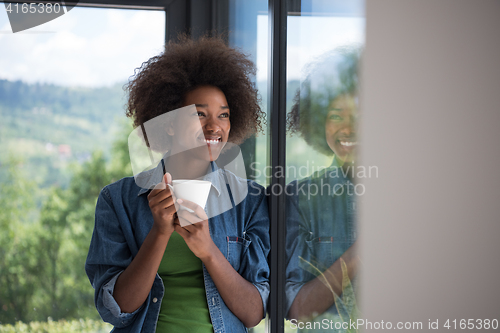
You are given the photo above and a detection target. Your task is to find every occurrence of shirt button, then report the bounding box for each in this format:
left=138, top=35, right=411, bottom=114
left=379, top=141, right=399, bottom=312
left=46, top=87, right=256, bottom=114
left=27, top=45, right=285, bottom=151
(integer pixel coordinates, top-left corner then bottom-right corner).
left=152, top=297, right=158, bottom=303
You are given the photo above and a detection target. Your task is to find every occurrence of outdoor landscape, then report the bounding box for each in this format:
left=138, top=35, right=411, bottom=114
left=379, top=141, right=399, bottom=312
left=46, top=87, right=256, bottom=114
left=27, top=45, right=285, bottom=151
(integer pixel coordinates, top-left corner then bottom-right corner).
left=0, top=78, right=129, bottom=331
left=0, top=77, right=330, bottom=332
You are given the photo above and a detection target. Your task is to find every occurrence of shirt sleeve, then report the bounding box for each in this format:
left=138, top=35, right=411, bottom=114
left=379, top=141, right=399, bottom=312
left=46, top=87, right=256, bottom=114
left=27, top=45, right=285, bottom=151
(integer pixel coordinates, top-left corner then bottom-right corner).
left=239, top=181, right=271, bottom=318
left=283, top=181, right=310, bottom=319
left=85, top=186, right=146, bottom=328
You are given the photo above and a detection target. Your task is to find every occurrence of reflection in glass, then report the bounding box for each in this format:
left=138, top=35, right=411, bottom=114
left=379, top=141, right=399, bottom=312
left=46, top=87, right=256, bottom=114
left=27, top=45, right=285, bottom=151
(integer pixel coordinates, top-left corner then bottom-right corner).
left=285, top=48, right=361, bottom=332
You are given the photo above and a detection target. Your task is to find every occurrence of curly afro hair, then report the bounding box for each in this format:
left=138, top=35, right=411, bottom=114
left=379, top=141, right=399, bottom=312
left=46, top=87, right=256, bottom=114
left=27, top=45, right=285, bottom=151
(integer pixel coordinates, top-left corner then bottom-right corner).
left=125, top=35, right=264, bottom=146
left=288, top=47, right=361, bottom=156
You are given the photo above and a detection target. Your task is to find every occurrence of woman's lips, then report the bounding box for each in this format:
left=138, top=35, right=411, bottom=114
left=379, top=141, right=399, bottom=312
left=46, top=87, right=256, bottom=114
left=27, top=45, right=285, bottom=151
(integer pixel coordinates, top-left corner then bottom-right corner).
left=205, top=139, right=221, bottom=145
left=198, top=136, right=222, bottom=145
left=338, top=140, right=358, bottom=153
left=339, top=140, right=358, bottom=147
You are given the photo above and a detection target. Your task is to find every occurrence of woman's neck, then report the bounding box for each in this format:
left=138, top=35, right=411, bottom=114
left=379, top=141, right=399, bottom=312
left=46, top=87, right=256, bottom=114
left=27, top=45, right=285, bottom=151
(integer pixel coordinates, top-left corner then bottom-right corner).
left=163, top=150, right=211, bottom=180
left=336, top=156, right=357, bottom=182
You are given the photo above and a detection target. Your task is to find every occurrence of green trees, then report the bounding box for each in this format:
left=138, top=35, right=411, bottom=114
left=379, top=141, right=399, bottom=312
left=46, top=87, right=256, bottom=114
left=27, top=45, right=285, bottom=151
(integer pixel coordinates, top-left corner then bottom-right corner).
left=0, top=79, right=127, bottom=189
left=0, top=121, right=132, bottom=325
left=0, top=156, right=40, bottom=323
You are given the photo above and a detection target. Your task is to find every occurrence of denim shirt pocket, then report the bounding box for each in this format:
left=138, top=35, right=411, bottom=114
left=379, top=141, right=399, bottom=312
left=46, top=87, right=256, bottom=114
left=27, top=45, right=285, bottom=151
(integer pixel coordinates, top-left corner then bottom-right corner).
left=302, top=236, right=334, bottom=276
left=226, top=236, right=251, bottom=272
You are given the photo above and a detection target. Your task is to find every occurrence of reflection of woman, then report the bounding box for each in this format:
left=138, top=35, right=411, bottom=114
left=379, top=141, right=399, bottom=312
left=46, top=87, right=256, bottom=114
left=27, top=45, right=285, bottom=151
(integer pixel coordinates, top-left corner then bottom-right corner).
left=285, top=49, right=361, bottom=328
left=85, top=37, right=270, bottom=332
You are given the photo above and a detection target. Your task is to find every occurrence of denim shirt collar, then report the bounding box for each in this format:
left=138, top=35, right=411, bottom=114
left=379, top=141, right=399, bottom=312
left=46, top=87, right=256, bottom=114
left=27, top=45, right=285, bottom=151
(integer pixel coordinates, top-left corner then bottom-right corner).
left=329, top=156, right=342, bottom=169
left=136, top=157, right=223, bottom=197
left=326, top=156, right=354, bottom=185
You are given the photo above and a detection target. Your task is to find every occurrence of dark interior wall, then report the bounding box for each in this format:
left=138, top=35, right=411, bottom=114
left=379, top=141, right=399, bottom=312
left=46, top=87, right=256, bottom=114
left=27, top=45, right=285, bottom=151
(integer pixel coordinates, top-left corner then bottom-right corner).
left=165, top=0, right=230, bottom=41
left=164, top=0, right=260, bottom=179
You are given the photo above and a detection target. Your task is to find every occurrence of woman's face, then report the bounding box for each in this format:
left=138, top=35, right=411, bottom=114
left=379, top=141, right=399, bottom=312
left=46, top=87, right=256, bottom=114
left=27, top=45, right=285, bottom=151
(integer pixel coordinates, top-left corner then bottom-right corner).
left=169, top=85, right=231, bottom=162
left=325, top=94, right=358, bottom=165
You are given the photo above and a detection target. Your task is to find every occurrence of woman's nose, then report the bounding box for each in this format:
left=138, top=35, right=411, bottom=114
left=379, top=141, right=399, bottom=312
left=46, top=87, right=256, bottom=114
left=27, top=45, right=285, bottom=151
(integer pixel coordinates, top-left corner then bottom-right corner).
left=340, top=118, right=357, bottom=135
left=340, top=124, right=353, bottom=136
left=204, top=116, right=221, bottom=133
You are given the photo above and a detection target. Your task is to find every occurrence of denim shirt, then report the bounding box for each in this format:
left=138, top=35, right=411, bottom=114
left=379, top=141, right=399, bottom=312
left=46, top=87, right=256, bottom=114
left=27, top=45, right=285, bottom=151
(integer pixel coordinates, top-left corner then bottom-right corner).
left=85, top=161, right=270, bottom=333
left=284, top=159, right=358, bottom=322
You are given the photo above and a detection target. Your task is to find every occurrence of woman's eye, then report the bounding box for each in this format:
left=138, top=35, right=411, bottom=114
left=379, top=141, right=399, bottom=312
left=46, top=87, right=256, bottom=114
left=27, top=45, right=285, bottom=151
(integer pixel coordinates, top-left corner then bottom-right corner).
left=197, top=111, right=205, bottom=117
left=220, top=112, right=230, bottom=118
left=328, top=114, right=342, bottom=121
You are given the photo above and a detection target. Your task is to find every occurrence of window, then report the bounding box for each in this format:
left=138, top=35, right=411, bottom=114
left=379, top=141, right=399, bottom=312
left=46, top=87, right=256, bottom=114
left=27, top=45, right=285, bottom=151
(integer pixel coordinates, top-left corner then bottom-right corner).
left=0, top=6, right=164, bottom=328
left=0, top=1, right=364, bottom=332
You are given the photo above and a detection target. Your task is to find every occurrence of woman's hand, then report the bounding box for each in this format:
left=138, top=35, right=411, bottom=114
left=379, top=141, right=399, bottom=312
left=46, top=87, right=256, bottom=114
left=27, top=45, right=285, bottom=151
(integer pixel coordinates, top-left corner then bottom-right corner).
left=174, top=199, right=217, bottom=261
left=114, top=173, right=178, bottom=314
left=287, top=240, right=360, bottom=321
left=147, top=173, right=178, bottom=237
left=174, top=198, right=264, bottom=327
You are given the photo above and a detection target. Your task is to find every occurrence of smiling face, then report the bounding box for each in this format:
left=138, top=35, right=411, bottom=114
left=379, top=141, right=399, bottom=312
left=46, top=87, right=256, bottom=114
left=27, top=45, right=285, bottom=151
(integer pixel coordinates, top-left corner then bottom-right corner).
left=325, top=94, right=358, bottom=165
left=169, top=85, right=231, bottom=162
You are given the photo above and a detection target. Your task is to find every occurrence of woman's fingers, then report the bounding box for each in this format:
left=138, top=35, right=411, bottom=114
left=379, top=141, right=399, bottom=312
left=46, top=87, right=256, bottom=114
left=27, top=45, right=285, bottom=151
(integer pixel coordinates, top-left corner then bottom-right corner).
left=148, top=188, right=174, bottom=209
left=176, top=199, right=208, bottom=219
left=164, top=204, right=177, bottom=217
left=175, top=214, right=208, bottom=238
left=175, top=198, right=206, bottom=229
left=174, top=223, right=190, bottom=237
left=173, top=213, right=213, bottom=260
left=177, top=210, right=204, bottom=225
left=147, top=173, right=173, bottom=200
left=148, top=173, right=176, bottom=208
left=147, top=181, right=166, bottom=200
left=164, top=172, right=172, bottom=185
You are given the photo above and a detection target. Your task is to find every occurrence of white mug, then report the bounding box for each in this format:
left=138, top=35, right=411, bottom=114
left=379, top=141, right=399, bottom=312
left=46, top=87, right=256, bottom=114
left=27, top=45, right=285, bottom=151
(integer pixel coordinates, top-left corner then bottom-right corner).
left=168, top=179, right=211, bottom=226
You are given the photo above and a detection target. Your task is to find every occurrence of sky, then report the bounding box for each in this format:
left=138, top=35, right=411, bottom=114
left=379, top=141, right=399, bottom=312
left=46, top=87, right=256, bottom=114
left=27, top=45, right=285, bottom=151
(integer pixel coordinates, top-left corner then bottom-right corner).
left=0, top=6, right=165, bottom=87
left=257, top=15, right=364, bottom=82
left=0, top=5, right=364, bottom=88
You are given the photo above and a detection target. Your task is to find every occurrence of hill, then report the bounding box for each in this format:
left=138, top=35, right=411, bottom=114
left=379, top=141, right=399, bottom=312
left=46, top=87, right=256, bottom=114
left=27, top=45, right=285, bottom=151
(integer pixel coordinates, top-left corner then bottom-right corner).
left=0, top=79, right=129, bottom=187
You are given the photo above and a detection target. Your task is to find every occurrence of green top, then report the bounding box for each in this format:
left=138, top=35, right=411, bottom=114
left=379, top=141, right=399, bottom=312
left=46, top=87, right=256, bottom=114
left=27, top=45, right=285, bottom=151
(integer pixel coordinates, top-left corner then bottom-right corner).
left=155, top=231, right=213, bottom=333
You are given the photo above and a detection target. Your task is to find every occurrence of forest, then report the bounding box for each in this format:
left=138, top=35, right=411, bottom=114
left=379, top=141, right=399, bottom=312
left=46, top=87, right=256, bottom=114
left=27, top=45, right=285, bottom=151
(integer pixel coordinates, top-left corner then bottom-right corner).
left=0, top=79, right=131, bottom=327
left=0, top=78, right=328, bottom=331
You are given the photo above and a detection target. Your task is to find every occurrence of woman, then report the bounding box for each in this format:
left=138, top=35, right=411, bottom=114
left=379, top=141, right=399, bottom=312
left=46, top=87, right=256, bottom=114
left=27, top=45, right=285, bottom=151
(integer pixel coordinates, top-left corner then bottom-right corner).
left=85, top=36, right=270, bottom=333
left=285, top=47, right=361, bottom=331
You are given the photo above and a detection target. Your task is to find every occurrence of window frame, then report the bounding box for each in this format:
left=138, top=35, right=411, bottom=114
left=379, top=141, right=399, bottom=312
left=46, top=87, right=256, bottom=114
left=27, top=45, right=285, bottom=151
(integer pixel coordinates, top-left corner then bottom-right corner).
left=6, top=0, right=290, bottom=331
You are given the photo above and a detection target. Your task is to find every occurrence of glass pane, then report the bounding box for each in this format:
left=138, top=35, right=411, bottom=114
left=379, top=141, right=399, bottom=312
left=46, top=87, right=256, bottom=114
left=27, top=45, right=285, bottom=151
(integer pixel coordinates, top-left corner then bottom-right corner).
left=284, top=0, right=364, bottom=331
left=0, top=6, right=164, bottom=329
left=228, top=0, right=270, bottom=188
left=227, top=2, right=270, bottom=331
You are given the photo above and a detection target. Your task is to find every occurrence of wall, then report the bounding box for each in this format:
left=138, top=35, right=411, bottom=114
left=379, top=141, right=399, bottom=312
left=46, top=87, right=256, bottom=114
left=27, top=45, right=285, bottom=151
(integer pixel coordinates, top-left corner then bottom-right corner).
left=361, top=0, right=500, bottom=330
